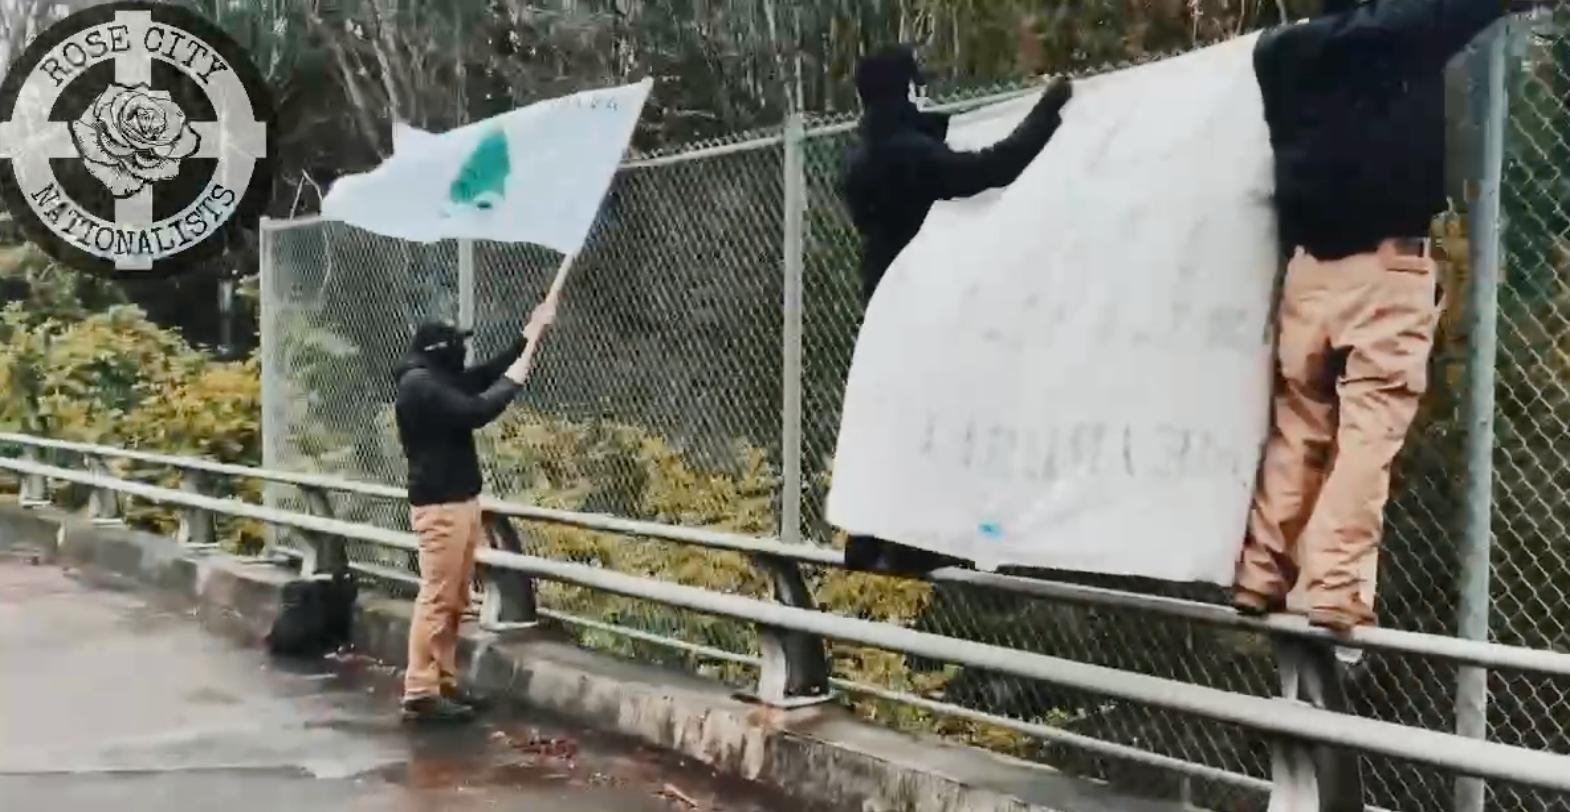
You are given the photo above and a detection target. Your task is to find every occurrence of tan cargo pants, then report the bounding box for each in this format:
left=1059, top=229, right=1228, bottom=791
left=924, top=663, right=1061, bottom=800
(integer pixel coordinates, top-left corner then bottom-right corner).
left=1235, top=241, right=1440, bottom=630
left=404, top=499, right=483, bottom=701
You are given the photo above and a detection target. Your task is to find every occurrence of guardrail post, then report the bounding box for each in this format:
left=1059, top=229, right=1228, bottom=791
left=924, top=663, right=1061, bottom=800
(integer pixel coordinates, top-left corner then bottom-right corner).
left=1269, top=638, right=1365, bottom=812
left=748, top=554, right=834, bottom=708
left=18, top=445, right=49, bottom=507
left=177, top=469, right=217, bottom=547
left=83, top=454, right=122, bottom=524
left=297, top=486, right=348, bottom=576
left=479, top=513, right=539, bottom=631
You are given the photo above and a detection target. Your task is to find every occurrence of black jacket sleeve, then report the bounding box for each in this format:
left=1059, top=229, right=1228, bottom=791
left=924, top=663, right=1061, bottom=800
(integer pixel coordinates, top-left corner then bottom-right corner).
left=459, top=337, right=528, bottom=393
left=912, top=89, right=1068, bottom=201
left=1334, top=0, right=1508, bottom=72
left=407, top=368, right=521, bottom=431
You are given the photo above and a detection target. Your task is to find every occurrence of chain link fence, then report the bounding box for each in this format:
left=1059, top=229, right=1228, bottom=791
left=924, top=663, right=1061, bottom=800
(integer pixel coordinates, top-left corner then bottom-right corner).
left=1487, top=8, right=1570, bottom=812
left=261, top=12, right=1570, bottom=812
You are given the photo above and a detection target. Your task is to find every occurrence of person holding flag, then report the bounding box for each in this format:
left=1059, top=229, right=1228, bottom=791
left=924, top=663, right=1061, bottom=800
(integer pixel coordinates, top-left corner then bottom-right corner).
left=395, top=298, right=556, bottom=724
left=320, top=78, right=654, bottom=723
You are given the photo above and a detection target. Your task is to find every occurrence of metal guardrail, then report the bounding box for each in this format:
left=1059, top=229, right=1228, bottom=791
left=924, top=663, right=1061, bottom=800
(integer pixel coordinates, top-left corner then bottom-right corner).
left=3, top=434, right=1570, bottom=807
left=4, top=432, right=1566, bottom=678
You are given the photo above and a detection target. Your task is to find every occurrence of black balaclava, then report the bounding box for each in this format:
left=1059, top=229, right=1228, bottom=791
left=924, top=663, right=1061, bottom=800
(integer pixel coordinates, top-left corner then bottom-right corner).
left=855, top=45, right=926, bottom=104
left=411, top=321, right=470, bottom=374
left=855, top=45, right=950, bottom=140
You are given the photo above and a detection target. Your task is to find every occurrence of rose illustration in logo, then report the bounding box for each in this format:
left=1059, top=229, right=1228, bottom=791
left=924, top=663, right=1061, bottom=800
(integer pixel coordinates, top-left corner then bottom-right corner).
left=69, top=83, right=202, bottom=198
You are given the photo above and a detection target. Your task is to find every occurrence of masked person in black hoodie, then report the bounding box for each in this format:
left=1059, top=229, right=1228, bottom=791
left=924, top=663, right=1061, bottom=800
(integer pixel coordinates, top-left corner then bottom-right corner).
left=1236, top=0, right=1524, bottom=632
left=395, top=296, right=556, bottom=723
left=837, top=46, right=1072, bottom=574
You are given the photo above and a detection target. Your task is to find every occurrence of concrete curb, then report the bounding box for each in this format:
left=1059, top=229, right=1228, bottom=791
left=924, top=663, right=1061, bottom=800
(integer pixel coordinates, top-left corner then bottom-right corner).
left=0, top=501, right=1188, bottom=812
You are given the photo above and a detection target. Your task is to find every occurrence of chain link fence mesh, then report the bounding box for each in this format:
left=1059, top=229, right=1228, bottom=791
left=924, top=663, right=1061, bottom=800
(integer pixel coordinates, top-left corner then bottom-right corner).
left=1489, top=8, right=1570, bottom=812
left=261, top=13, right=1570, bottom=811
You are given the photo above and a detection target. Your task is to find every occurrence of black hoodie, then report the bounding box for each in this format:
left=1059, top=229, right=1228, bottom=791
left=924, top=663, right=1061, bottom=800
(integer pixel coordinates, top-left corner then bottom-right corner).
left=1255, top=0, right=1510, bottom=260
left=393, top=337, right=528, bottom=506
left=841, top=83, right=1070, bottom=302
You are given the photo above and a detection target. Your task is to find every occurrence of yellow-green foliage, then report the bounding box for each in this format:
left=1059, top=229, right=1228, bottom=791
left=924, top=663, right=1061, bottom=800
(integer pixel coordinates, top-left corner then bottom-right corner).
left=471, top=405, right=1034, bottom=752
left=0, top=304, right=264, bottom=552
left=471, top=408, right=779, bottom=684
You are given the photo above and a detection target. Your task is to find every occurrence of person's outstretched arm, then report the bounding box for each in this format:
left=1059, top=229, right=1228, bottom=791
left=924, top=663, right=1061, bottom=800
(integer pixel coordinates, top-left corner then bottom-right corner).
left=406, top=369, right=521, bottom=431
left=459, top=336, right=528, bottom=393
left=410, top=298, right=558, bottom=430
left=459, top=294, right=562, bottom=392
left=915, top=77, right=1074, bottom=201
left=496, top=294, right=560, bottom=390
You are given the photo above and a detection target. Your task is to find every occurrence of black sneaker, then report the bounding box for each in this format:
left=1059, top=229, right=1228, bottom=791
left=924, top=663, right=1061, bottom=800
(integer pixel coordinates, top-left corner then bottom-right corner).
left=442, top=685, right=493, bottom=712
left=401, top=695, right=476, bottom=724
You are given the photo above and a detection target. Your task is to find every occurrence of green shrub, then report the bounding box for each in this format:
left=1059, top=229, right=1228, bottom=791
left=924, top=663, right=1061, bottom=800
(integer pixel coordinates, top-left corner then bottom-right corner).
left=0, top=301, right=264, bottom=552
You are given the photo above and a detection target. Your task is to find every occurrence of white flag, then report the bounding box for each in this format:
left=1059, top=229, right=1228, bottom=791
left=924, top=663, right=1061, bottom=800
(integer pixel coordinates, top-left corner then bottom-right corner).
left=321, top=79, right=652, bottom=253
left=826, top=34, right=1277, bottom=583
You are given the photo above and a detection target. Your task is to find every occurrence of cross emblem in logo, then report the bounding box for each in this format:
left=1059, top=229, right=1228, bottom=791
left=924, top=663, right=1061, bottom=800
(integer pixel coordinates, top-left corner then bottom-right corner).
left=0, top=3, right=273, bottom=276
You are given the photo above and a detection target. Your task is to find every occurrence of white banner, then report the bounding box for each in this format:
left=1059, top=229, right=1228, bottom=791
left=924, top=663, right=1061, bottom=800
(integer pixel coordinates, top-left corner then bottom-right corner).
left=321, top=79, right=652, bottom=253
left=826, top=34, right=1278, bottom=583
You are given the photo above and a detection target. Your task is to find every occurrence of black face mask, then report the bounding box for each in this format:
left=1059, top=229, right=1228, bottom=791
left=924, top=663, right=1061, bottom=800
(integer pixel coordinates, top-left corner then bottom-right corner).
left=424, top=340, right=466, bottom=373
left=410, top=322, right=471, bottom=374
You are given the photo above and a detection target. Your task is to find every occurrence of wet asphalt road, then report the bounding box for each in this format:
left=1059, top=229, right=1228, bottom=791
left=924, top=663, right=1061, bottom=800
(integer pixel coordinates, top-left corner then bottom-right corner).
left=0, top=555, right=803, bottom=812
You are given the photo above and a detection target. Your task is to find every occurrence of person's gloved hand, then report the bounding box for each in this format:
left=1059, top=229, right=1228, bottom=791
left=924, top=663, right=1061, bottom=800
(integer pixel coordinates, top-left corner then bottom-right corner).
left=1041, top=75, right=1073, bottom=111
left=523, top=295, right=557, bottom=344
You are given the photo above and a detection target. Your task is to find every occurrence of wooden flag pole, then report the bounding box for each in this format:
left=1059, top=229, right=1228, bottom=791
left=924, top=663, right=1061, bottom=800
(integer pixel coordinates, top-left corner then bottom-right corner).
left=545, top=251, right=577, bottom=305
left=511, top=252, right=577, bottom=383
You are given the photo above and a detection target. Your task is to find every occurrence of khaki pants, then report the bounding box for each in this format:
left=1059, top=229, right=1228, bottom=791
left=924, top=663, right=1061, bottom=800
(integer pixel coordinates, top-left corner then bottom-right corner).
left=1235, top=242, right=1440, bottom=628
left=404, top=499, right=483, bottom=701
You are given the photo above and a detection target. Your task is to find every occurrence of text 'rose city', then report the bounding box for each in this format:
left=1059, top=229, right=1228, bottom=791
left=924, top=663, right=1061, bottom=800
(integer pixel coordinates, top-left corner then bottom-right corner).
left=38, top=22, right=231, bottom=88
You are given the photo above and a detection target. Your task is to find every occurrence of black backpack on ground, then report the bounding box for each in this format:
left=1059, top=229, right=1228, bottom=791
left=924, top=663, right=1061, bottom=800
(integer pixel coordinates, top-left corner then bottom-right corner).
left=266, top=572, right=358, bottom=658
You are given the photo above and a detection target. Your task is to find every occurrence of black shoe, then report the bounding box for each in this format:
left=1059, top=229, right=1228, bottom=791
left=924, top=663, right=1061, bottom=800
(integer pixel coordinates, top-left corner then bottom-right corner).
left=401, top=695, right=476, bottom=724
left=844, top=536, right=885, bottom=572
left=1232, top=589, right=1283, bottom=618
left=442, top=685, right=493, bottom=712
left=845, top=536, right=965, bottom=577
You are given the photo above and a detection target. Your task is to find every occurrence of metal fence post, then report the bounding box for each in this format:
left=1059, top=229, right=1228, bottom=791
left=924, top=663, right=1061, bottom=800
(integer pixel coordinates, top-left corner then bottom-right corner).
left=745, top=111, right=833, bottom=709
left=479, top=513, right=540, bottom=631
left=780, top=112, right=806, bottom=547
left=1269, top=639, right=1365, bottom=812
left=258, top=217, right=281, bottom=559
left=458, top=237, right=477, bottom=363
left=177, top=469, right=217, bottom=547
left=18, top=445, right=49, bottom=507
left=1455, top=18, right=1510, bottom=812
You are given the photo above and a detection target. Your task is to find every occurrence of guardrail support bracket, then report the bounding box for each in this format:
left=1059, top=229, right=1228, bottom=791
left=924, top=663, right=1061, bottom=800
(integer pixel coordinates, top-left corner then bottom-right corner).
left=18, top=446, right=50, bottom=507
left=1269, top=638, right=1365, bottom=812
left=84, top=456, right=123, bottom=524
left=480, top=514, right=540, bottom=632
left=743, top=554, right=834, bottom=708
left=178, top=470, right=218, bottom=547
left=298, top=486, right=349, bottom=577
